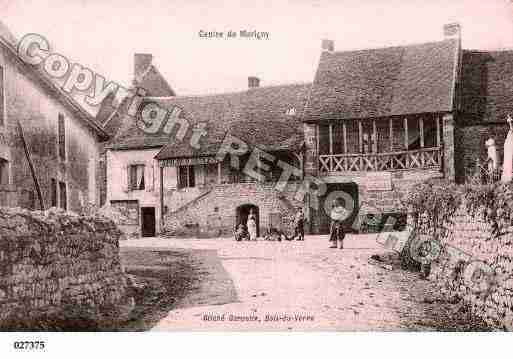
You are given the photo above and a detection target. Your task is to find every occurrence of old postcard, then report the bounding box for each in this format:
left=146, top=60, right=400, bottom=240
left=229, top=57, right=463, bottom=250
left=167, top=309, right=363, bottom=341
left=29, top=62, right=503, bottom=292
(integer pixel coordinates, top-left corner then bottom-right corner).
left=0, top=0, right=513, bottom=350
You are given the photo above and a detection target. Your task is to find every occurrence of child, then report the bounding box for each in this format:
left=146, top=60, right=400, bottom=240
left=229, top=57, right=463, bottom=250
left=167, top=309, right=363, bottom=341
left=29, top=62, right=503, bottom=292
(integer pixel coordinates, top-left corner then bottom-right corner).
left=234, top=223, right=248, bottom=242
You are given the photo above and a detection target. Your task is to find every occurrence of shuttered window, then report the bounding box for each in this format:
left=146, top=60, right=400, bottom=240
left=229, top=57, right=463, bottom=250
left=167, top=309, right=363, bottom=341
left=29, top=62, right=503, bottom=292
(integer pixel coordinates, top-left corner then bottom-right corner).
left=128, top=164, right=145, bottom=190
left=177, top=165, right=195, bottom=188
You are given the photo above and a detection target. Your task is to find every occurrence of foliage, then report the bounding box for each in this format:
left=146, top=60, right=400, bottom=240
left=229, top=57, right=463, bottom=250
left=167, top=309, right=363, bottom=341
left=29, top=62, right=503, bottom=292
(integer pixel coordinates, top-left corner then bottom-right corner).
left=463, top=182, right=513, bottom=238
left=402, top=179, right=463, bottom=237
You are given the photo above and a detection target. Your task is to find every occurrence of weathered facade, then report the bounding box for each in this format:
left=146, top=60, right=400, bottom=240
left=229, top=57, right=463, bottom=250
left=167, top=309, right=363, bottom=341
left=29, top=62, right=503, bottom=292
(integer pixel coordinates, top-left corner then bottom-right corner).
left=0, top=22, right=108, bottom=212
left=302, top=24, right=463, bottom=233
left=103, top=23, right=513, bottom=238
left=104, top=60, right=309, bottom=237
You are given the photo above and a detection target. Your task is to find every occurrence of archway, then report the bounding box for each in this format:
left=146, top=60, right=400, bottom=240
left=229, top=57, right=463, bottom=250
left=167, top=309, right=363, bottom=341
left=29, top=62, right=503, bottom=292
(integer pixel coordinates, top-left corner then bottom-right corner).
left=235, top=204, right=260, bottom=237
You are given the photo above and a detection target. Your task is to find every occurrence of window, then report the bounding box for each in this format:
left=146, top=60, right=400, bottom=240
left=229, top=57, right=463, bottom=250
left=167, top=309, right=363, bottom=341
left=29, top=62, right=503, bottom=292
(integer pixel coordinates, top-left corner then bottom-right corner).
left=58, top=114, right=65, bottom=160
left=0, top=158, right=8, bottom=185
left=128, top=164, right=145, bottom=190
left=27, top=190, right=35, bottom=210
left=0, top=66, right=4, bottom=126
left=59, top=181, right=67, bottom=210
left=51, top=178, right=57, bottom=207
left=177, top=165, right=195, bottom=188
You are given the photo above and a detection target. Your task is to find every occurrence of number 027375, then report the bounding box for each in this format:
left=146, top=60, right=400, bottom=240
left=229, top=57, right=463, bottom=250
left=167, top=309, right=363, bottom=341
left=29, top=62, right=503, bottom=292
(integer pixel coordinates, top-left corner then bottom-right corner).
left=13, top=341, right=46, bottom=350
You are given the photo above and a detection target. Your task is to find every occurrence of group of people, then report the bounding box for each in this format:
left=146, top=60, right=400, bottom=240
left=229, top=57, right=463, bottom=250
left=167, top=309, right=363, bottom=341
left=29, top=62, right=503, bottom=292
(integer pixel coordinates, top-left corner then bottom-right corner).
left=233, top=199, right=348, bottom=249
left=234, top=208, right=305, bottom=242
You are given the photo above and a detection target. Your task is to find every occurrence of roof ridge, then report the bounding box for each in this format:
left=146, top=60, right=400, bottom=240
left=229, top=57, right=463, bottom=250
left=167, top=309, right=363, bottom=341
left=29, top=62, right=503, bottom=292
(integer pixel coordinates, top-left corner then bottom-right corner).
left=149, top=82, right=312, bottom=100
left=329, top=38, right=455, bottom=55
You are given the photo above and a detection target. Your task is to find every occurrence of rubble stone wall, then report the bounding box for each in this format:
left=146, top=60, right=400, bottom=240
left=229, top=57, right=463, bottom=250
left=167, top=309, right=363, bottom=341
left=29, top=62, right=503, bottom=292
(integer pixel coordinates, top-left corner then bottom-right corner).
left=407, top=183, right=513, bottom=330
left=429, top=202, right=513, bottom=330
left=0, top=208, right=132, bottom=329
left=162, top=182, right=302, bottom=238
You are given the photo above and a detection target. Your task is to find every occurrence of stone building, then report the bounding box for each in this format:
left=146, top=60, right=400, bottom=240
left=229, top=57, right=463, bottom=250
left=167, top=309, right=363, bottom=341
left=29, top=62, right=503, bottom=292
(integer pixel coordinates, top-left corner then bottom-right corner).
left=102, top=54, right=178, bottom=237
left=104, top=58, right=309, bottom=237
left=0, top=21, right=108, bottom=212
left=302, top=23, right=513, bottom=233
left=103, top=23, right=513, bottom=237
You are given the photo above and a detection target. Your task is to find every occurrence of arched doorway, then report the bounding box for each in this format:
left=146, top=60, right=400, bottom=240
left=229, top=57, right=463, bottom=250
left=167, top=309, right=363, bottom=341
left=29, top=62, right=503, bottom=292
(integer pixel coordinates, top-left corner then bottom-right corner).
left=235, top=204, right=260, bottom=237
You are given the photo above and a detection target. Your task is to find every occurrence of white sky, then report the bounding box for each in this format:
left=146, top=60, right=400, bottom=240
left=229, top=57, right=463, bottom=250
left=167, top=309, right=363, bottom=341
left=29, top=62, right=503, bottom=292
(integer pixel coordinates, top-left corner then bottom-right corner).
left=2, top=0, right=513, bottom=97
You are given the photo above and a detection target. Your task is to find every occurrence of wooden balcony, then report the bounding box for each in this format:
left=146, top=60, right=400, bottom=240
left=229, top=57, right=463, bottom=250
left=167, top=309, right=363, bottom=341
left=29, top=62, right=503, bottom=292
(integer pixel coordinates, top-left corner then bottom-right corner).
left=319, top=147, right=443, bottom=173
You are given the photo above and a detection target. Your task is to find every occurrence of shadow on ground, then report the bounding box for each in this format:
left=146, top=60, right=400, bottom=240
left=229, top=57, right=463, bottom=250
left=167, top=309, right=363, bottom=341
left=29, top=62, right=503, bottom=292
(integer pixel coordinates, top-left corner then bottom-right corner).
left=116, top=247, right=238, bottom=331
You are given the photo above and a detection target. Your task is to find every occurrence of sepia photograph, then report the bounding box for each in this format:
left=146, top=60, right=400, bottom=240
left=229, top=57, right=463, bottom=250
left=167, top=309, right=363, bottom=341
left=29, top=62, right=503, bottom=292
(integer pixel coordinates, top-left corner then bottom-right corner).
left=0, top=0, right=513, bottom=356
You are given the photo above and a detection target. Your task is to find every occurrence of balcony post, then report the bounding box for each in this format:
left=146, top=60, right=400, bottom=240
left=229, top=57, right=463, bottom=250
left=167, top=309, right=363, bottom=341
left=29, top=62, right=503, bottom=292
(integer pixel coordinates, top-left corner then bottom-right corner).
left=372, top=119, right=377, bottom=153
left=342, top=121, right=347, bottom=153
left=419, top=118, right=424, bottom=148
left=329, top=123, right=333, bottom=154
left=358, top=120, right=363, bottom=153
left=160, top=165, right=164, bottom=224
left=403, top=117, right=409, bottom=150
left=436, top=115, right=441, bottom=147
left=389, top=118, right=393, bottom=151
left=442, top=113, right=455, bottom=181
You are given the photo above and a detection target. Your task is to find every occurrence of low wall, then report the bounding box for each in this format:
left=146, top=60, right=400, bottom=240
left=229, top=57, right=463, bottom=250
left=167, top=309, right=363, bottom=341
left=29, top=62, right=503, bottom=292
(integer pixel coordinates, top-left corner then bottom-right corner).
left=406, top=182, right=513, bottom=330
left=0, top=207, right=133, bottom=330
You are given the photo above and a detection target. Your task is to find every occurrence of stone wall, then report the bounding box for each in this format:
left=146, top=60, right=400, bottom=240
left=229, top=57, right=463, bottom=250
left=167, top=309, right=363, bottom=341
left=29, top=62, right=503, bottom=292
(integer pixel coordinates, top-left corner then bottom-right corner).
left=429, top=201, right=513, bottom=329
left=0, top=207, right=132, bottom=330
left=407, top=183, right=513, bottom=330
left=309, top=169, right=443, bottom=234
left=162, top=181, right=303, bottom=238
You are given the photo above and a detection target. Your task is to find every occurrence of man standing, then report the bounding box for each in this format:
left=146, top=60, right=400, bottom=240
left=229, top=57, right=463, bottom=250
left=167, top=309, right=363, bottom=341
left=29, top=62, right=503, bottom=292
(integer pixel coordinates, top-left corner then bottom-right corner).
left=329, top=198, right=348, bottom=249
left=293, top=208, right=305, bottom=241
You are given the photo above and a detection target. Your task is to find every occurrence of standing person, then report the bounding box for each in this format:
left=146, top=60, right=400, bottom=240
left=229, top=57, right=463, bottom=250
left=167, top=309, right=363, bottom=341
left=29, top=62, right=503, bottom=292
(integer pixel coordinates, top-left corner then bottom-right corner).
left=329, top=198, right=348, bottom=249
left=293, top=208, right=305, bottom=241
left=502, top=115, right=513, bottom=183
left=247, top=209, right=258, bottom=241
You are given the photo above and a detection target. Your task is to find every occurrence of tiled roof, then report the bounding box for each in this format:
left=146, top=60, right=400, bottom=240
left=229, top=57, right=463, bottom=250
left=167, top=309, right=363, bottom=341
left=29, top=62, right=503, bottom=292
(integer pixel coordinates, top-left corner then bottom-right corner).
left=459, top=49, right=513, bottom=123
left=107, top=83, right=311, bottom=158
left=305, top=39, right=460, bottom=121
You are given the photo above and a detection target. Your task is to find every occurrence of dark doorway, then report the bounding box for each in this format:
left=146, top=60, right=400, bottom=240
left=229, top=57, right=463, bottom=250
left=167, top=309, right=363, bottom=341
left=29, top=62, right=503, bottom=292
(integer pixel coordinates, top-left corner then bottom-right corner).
left=235, top=204, right=259, bottom=237
left=318, top=182, right=359, bottom=234
left=141, top=207, right=156, bottom=237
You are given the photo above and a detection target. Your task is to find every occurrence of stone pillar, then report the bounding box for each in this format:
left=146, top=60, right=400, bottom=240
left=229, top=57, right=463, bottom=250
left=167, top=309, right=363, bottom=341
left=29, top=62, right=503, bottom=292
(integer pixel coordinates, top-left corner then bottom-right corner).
left=443, top=113, right=455, bottom=182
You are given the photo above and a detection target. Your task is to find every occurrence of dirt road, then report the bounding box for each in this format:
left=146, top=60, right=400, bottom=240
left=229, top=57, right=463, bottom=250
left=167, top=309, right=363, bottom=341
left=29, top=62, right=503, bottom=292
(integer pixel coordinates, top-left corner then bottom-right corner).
left=120, top=234, right=489, bottom=331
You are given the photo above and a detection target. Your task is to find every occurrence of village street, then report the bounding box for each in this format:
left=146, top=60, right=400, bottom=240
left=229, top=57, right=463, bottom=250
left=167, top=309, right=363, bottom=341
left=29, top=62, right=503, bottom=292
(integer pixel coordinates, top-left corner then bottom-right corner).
left=120, top=234, right=486, bottom=331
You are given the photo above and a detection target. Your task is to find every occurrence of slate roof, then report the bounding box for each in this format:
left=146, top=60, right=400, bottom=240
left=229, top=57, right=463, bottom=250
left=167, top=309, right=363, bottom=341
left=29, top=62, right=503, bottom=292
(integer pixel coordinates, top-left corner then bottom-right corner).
left=459, top=49, right=513, bottom=123
left=304, top=39, right=460, bottom=122
left=107, top=83, right=311, bottom=159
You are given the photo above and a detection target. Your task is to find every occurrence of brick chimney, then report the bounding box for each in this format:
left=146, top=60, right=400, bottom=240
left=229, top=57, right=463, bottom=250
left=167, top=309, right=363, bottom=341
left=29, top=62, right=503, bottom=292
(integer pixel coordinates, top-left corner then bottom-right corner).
left=134, top=53, right=153, bottom=84
left=248, top=76, right=260, bottom=89
left=443, top=23, right=461, bottom=40
left=321, top=39, right=334, bottom=52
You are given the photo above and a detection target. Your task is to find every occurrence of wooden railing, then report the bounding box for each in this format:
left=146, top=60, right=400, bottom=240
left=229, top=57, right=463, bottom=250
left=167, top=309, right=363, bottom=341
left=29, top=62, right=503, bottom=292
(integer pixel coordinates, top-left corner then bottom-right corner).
left=319, top=147, right=443, bottom=173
